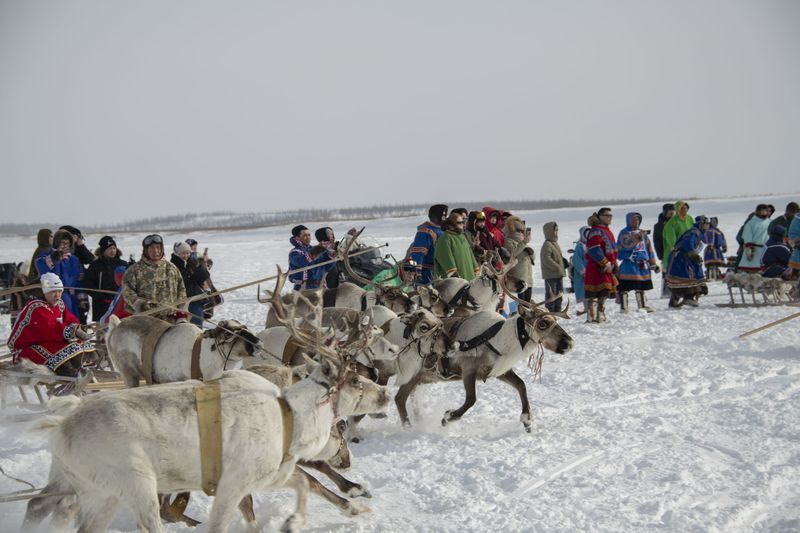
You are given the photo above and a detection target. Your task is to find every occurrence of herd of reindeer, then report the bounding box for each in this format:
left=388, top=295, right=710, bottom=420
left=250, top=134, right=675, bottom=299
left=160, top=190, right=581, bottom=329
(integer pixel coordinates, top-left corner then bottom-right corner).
left=16, top=240, right=574, bottom=533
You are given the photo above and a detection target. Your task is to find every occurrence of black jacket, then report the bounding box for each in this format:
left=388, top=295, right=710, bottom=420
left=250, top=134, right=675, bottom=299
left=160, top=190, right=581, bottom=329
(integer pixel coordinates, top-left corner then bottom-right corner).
left=171, top=255, right=211, bottom=297
left=83, top=254, right=129, bottom=321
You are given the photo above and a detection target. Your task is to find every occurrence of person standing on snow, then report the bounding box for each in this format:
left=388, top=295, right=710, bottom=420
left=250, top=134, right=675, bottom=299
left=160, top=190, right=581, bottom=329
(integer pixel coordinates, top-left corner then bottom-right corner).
left=665, top=216, right=710, bottom=308
left=83, top=236, right=129, bottom=322
left=122, top=234, right=187, bottom=321
left=702, top=217, right=727, bottom=280
left=434, top=211, right=479, bottom=280
left=288, top=225, right=334, bottom=290
left=404, top=204, right=448, bottom=285
left=571, top=226, right=589, bottom=315
left=616, top=212, right=659, bottom=313
left=737, top=204, right=771, bottom=273
left=540, top=221, right=567, bottom=312
left=584, top=208, right=618, bottom=323
left=661, top=200, right=694, bottom=273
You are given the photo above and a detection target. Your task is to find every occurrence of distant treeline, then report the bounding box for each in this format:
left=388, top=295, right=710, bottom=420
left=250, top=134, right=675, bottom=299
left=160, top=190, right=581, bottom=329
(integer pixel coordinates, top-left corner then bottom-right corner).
left=0, top=197, right=683, bottom=235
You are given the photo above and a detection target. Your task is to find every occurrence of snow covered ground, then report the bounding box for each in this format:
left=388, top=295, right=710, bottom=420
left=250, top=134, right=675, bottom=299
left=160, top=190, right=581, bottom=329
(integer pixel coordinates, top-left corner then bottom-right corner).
left=1, top=194, right=799, bottom=532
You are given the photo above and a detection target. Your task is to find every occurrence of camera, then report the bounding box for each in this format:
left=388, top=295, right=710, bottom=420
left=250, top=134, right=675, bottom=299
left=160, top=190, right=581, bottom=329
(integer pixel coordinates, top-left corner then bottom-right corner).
left=640, top=229, right=651, bottom=235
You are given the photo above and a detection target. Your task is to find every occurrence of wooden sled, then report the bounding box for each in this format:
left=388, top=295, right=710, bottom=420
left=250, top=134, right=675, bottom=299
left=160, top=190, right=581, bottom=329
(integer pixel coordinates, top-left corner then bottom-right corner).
left=715, top=301, right=800, bottom=309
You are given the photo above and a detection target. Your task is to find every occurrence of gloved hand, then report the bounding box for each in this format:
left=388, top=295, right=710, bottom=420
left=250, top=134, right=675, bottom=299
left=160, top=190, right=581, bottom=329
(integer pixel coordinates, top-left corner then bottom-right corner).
left=690, top=253, right=703, bottom=265
left=133, top=299, right=157, bottom=312
left=602, top=263, right=614, bottom=273
left=75, top=327, right=93, bottom=340
left=651, top=263, right=661, bottom=274
left=174, top=311, right=189, bottom=324
left=745, top=247, right=755, bottom=261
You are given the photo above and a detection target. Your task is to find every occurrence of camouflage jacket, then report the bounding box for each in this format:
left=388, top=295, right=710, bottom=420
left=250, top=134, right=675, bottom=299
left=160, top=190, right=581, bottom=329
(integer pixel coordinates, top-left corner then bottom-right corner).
left=121, top=259, right=186, bottom=318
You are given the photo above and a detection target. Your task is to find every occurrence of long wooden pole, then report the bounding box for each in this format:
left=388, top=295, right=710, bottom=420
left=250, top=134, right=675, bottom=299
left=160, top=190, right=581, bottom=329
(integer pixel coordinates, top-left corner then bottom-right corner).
left=739, top=311, right=800, bottom=338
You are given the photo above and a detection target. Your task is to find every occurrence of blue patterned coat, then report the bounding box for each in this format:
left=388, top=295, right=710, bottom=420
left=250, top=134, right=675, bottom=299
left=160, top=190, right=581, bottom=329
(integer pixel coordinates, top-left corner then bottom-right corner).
left=666, top=224, right=705, bottom=288
left=405, top=221, right=443, bottom=285
left=617, top=212, right=657, bottom=282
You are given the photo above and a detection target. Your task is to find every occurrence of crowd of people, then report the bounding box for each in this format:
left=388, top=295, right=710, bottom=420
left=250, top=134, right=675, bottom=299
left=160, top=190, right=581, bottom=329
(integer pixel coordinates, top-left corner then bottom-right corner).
left=388, top=201, right=799, bottom=323
left=283, top=200, right=799, bottom=325
left=7, top=229, right=220, bottom=377
left=7, top=199, right=799, bottom=377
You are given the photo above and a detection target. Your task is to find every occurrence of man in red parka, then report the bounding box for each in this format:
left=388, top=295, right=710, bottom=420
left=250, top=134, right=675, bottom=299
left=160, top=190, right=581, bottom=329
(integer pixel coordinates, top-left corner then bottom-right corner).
left=7, top=272, right=95, bottom=377
left=584, top=208, right=619, bottom=323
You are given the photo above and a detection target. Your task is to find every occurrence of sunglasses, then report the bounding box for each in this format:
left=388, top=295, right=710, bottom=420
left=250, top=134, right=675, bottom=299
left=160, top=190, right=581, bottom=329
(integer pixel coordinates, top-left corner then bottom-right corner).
left=143, top=234, right=164, bottom=246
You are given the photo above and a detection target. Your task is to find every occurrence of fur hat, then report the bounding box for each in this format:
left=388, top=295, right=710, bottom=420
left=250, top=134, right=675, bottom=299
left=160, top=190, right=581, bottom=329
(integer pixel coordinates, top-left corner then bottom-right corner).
left=58, top=225, right=83, bottom=238
left=428, top=204, right=448, bottom=224
left=52, top=229, right=74, bottom=248
left=40, top=272, right=63, bottom=294
left=173, top=242, right=192, bottom=255
left=315, top=227, right=333, bottom=243
left=291, top=225, right=309, bottom=237
left=503, top=215, right=526, bottom=236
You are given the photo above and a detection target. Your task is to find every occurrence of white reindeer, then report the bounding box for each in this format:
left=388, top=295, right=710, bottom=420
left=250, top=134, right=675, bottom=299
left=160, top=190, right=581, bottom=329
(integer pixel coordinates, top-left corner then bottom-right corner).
left=106, top=315, right=265, bottom=386
left=32, top=356, right=389, bottom=533
left=392, top=288, right=573, bottom=433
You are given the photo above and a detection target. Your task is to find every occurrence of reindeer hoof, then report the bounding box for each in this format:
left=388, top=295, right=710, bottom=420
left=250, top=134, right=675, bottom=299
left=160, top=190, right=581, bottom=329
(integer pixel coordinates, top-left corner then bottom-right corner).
left=442, top=410, right=458, bottom=426
left=280, top=513, right=304, bottom=533
left=349, top=436, right=361, bottom=444
left=369, top=412, right=387, bottom=419
left=521, top=413, right=533, bottom=433
left=401, top=419, right=412, bottom=429
left=345, top=501, right=371, bottom=516
left=347, top=485, right=372, bottom=498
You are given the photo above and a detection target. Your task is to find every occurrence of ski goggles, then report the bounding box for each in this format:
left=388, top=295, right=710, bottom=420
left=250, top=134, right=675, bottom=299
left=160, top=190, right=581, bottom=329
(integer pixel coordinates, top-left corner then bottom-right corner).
left=142, top=234, right=164, bottom=246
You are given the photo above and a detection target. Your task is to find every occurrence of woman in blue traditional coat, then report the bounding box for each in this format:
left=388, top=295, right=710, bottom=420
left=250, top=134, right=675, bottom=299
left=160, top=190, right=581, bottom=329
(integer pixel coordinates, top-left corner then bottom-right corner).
left=617, top=212, right=660, bottom=313
left=702, top=217, right=727, bottom=280
left=571, top=226, right=588, bottom=315
left=665, top=215, right=710, bottom=308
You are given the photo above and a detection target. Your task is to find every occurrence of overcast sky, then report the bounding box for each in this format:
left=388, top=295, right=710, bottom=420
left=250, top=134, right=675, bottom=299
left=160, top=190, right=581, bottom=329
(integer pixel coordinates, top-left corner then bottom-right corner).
left=1, top=1, right=799, bottom=226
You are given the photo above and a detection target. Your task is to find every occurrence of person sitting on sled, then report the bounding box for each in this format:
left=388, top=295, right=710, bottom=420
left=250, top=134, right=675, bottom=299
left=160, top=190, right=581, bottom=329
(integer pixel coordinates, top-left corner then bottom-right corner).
left=6, top=273, right=96, bottom=377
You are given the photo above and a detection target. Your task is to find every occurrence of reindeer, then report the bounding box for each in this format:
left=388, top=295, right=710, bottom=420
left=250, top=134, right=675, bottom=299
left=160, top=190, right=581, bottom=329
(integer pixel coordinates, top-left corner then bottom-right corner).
left=256, top=307, right=399, bottom=371
left=23, top=414, right=359, bottom=530
left=105, top=315, right=265, bottom=386
left=433, top=261, right=526, bottom=316
left=30, top=278, right=390, bottom=533
left=392, top=283, right=573, bottom=433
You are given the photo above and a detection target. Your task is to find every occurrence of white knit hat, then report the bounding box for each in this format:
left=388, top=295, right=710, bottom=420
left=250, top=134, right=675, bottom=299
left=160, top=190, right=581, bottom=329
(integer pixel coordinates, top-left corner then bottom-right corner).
left=173, top=242, right=191, bottom=255
left=40, top=273, right=64, bottom=294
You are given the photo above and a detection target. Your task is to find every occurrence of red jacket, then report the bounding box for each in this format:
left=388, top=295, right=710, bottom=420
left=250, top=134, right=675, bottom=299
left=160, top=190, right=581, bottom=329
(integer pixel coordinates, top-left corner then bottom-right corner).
left=584, top=224, right=618, bottom=296
left=482, top=206, right=506, bottom=248
left=7, top=299, right=94, bottom=371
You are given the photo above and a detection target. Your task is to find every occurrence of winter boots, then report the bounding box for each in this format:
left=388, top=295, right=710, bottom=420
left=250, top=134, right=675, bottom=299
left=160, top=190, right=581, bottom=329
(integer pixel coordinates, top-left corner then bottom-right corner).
left=619, top=292, right=629, bottom=313
left=635, top=291, right=654, bottom=313
left=586, top=299, right=598, bottom=323
left=668, top=293, right=683, bottom=308
left=597, top=296, right=607, bottom=323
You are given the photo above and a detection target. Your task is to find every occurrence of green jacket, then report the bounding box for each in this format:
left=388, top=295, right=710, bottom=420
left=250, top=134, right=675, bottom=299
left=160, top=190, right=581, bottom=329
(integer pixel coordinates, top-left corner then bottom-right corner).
left=662, top=200, right=694, bottom=268
left=434, top=231, right=479, bottom=281
left=540, top=222, right=566, bottom=279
